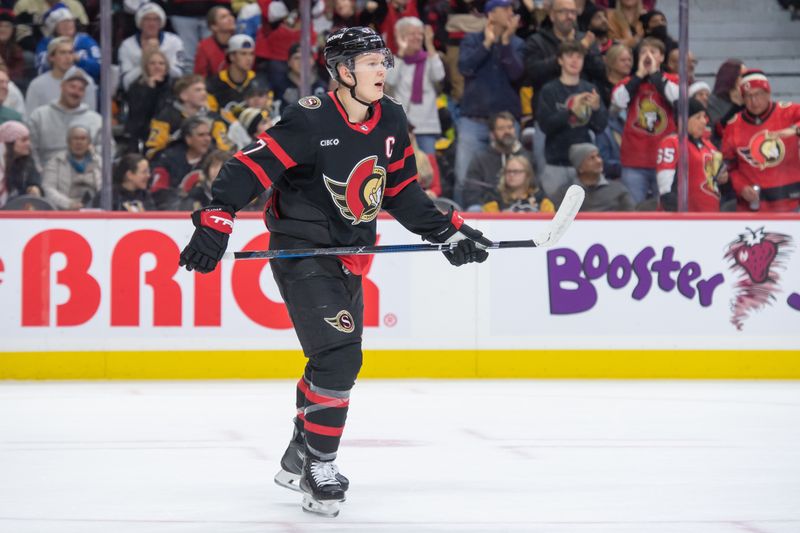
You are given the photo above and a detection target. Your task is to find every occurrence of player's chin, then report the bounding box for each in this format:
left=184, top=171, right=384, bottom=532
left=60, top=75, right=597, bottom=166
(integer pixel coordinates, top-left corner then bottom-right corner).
left=372, top=82, right=385, bottom=100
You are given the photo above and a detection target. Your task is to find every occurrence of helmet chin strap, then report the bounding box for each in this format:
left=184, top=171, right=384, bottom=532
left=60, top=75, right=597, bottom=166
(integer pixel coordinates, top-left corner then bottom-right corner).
left=340, top=70, right=376, bottom=109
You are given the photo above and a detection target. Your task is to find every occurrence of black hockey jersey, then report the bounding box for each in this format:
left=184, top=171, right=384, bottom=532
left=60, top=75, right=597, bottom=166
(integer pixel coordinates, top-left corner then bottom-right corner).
left=211, top=91, right=452, bottom=274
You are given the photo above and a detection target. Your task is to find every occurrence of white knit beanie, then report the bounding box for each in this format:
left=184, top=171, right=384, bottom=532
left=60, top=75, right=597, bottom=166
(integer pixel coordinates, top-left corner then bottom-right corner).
left=135, top=2, right=166, bottom=30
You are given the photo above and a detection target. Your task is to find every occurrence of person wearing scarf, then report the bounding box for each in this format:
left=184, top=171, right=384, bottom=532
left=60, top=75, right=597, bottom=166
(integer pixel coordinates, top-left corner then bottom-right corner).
left=41, top=124, right=101, bottom=209
left=384, top=16, right=445, bottom=154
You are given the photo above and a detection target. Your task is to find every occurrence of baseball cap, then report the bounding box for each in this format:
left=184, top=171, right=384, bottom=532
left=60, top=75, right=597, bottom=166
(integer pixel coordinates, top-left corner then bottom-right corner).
left=227, top=34, right=255, bottom=53
left=62, top=66, right=91, bottom=85
left=484, top=0, right=513, bottom=13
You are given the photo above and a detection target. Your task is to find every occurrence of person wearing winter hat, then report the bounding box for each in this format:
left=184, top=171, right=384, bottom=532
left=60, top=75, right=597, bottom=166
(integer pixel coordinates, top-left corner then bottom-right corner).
left=11, top=0, right=87, bottom=52
left=119, top=2, right=186, bottom=91
left=565, top=142, right=634, bottom=211
left=34, top=3, right=101, bottom=82
left=689, top=81, right=711, bottom=107
left=226, top=106, right=271, bottom=149
left=657, top=97, right=726, bottom=212
left=721, top=69, right=800, bottom=212
left=206, top=34, right=257, bottom=116
left=0, top=120, right=42, bottom=208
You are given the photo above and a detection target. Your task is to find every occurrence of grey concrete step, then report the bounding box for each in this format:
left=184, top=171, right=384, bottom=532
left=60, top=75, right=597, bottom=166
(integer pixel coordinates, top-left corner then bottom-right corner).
left=689, top=22, right=800, bottom=39
left=690, top=39, right=800, bottom=59
left=695, top=58, right=800, bottom=77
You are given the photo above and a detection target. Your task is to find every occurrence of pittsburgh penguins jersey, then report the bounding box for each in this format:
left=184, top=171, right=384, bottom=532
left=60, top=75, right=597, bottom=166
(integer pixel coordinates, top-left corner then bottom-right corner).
left=722, top=101, right=800, bottom=212
left=210, top=91, right=451, bottom=274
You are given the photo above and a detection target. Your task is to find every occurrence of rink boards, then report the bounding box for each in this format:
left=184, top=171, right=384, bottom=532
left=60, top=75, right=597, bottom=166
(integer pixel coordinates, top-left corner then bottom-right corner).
left=0, top=211, right=798, bottom=379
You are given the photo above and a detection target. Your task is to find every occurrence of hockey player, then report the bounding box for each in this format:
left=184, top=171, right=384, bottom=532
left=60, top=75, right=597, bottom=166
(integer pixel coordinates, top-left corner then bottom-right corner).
left=178, top=26, right=492, bottom=517
left=722, top=69, right=800, bottom=212
left=657, top=97, right=727, bottom=212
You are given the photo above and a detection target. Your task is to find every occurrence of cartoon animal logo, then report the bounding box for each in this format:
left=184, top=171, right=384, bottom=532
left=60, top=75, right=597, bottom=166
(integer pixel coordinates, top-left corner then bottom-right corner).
left=724, top=227, right=793, bottom=330
left=634, top=95, right=668, bottom=135
left=558, top=94, right=591, bottom=127
left=700, top=152, right=721, bottom=199
left=324, top=156, right=386, bottom=224
left=737, top=130, right=786, bottom=170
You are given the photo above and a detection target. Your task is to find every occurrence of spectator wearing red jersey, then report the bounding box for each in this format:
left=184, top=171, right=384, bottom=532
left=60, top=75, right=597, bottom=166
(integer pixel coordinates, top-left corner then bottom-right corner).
left=360, top=0, right=419, bottom=55
left=657, top=97, right=727, bottom=212
left=254, top=0, right=320, bottom=87
left=167, top=0, right=232, bottom=66
left=611, top=36, right=677, bottom=205
left=194, top=6, right=237, bottom=78
left=722, top=70, right=800, bottom=212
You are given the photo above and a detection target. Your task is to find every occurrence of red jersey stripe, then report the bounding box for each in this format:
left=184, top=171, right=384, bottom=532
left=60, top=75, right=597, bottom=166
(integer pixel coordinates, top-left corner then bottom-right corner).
left=384, top=175, right=417, bottom=197
left=256, top=133, right=298, bottom=169
left=234, top=152, right=272, bottom=189
left=388, top=145, right=414, bottom=173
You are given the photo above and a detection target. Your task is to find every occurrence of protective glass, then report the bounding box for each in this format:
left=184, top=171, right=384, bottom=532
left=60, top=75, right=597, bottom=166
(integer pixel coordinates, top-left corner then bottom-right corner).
left=350, top=49, right=395, bottom=73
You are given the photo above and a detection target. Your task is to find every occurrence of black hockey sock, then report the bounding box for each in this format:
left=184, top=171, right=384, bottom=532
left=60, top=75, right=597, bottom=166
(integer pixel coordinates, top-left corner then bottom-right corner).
left=297, top=376, right=351, bottom=460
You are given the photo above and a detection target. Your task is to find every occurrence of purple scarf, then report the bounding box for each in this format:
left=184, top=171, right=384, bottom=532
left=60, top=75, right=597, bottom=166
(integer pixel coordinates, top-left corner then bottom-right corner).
left=402, top=51, right=428, bottom=104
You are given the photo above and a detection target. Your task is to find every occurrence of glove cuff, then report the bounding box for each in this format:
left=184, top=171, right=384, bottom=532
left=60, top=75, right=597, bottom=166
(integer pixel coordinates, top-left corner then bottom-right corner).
left=425, top=209, right=464, bottom=243
left=193, top=206, right=235, bottom=235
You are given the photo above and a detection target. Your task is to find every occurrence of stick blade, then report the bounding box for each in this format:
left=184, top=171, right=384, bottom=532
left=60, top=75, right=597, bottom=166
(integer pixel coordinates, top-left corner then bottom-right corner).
left=533, top=184, right=585, bottom=248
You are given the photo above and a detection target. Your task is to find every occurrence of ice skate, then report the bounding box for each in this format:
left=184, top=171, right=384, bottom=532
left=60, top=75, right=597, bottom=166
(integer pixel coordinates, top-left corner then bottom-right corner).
left=274, top=420, right=349, bottom=494
left=299, top=457, right=346, bottom=517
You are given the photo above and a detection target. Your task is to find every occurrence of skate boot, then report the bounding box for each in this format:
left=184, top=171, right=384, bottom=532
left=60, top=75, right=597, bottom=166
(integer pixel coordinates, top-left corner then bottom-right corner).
left=299, top=457, right=346, bottom=517
left=273, top=419, right=349, bottom=494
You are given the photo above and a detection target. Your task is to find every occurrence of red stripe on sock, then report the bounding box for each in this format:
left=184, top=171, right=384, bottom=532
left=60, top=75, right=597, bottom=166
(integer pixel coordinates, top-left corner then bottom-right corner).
left=303, top=419, right=345, bottom=437
left=297, top=378, right=350, bottom=408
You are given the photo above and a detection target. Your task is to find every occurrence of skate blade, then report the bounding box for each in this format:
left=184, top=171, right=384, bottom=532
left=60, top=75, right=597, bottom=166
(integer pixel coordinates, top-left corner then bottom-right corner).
left=302, top=494, right=340, bottom=517
left=274, top=469, right=302, bottom=493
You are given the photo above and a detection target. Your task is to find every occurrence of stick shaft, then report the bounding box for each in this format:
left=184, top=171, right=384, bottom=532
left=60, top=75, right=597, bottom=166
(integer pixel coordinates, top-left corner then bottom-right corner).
left=226, top=239, right=538, bottom=260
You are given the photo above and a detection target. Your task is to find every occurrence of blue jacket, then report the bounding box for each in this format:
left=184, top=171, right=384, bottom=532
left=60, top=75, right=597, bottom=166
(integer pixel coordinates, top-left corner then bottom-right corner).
left=36, top=33, right=101, bottom=82
left=458, top=31, right=524, bottom=120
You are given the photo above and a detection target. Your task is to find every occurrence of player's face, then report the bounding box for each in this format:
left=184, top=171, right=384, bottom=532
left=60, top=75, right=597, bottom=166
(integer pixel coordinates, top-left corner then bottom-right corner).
left=351, top=52, right=389, bottom=102
left=687, top=111, right=708, bottom=138
left=743, top=88, right=770, bottom=115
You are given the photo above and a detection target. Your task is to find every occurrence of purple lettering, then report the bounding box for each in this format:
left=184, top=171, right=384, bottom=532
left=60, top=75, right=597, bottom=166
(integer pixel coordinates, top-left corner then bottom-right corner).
left=677, top=262, right=701, bottom=299
left=788, top=293, right=800, bottom=311
left=582, top=244, right=608, bottom=280
left=547, top=249, right=597, bottom=314
left=697, top=273, right=724, bottom=307
left=608, top=255, right=632, bottom=289
left=652, top=246, right=681, bottom=292
left=631, top=247, right=655, bottom=300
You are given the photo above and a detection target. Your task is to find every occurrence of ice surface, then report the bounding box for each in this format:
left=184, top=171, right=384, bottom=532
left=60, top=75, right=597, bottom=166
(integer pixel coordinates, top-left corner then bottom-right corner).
left=1, top=380, right=798, bottom=533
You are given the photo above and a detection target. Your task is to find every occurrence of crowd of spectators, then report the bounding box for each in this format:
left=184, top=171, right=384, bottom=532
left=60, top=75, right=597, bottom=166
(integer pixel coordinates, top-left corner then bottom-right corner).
left=0, top=0, right=798, bottom=214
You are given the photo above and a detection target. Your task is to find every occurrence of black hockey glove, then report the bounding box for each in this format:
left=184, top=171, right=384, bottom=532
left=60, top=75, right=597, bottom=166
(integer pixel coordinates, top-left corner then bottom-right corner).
left=179, top=206, right=235, bottom=273
left=425, top=210, right=492, bottom=266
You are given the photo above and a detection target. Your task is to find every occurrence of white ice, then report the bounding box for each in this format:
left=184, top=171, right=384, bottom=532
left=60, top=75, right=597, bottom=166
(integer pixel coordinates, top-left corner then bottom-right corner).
left=1, top=380, right=799, bottom=533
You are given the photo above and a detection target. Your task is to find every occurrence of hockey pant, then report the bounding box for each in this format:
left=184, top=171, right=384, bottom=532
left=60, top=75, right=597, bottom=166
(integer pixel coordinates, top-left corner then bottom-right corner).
left=270, top=236, right=363, bottom=461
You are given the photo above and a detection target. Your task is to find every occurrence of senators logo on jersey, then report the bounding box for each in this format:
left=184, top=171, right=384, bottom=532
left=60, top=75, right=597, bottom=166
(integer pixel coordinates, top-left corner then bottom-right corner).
left=324, top=156, right=387, bottom=225
left=701, top=151, right=722, bottom=198
left=634, top=95, right=668, bottom=135
left=737, top=130, right=786, bottom=170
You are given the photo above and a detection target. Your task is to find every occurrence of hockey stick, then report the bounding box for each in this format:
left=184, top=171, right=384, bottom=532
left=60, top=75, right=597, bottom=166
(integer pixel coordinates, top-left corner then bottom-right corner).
left=223, top=184, right=585, bottom=260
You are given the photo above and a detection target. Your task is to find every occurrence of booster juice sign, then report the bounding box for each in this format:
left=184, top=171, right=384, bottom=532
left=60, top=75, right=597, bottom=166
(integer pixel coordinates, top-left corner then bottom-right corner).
left=0, top=213, right=798, bottom=353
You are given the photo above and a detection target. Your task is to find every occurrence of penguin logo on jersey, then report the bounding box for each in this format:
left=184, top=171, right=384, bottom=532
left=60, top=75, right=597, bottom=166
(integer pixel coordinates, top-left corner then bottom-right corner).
left=634, top=95, right=668, bottom=135
left=738, top=130, right=785, bottom=170
left=324, top=156, right=386, bottom=225
left=324, top=310, right=355, bottom=333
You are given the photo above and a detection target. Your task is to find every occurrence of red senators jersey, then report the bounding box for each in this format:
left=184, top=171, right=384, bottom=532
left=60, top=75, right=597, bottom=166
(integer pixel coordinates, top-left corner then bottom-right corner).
left=657, top=133, right=722, bottom=212
left=612, top=73, right=678, bottom=169
left=210, top=91, right=451, bottom=274
left=722, top=101, right=800, bottom=212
